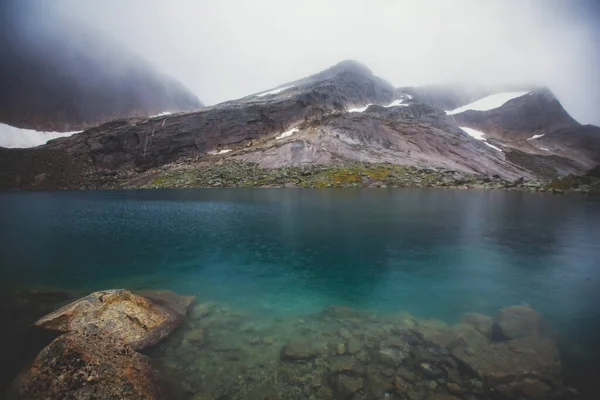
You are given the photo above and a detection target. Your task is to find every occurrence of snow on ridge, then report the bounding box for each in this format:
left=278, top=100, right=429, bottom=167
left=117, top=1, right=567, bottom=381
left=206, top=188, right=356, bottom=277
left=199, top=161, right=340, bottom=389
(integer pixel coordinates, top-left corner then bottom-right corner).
left=149, top=111, right=173, bottom=118
left=484, top=142, right=503, bottom=152
left=527, top=134, right=545, bottom=140
left=459, top=126, right=503, bottom=153
left=276, top=128, right=299, bottom=140
left=446, top=91, right=530, bottom=115
left=348, top=104, right=372, bottom=113
left=255, top=85, right=295, bottom=97
left=0, top=123, right=82, bottom=148
left=384, top=99, right=409, bottom=108
left=540, top=148, right=550, bottom=151
left=349, top=98, right=410, bottom=113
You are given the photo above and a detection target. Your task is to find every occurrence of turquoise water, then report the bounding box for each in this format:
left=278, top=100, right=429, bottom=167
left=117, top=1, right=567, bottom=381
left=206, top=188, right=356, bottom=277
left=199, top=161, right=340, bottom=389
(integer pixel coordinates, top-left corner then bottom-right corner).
left=1, top=189, right=600, bottom=354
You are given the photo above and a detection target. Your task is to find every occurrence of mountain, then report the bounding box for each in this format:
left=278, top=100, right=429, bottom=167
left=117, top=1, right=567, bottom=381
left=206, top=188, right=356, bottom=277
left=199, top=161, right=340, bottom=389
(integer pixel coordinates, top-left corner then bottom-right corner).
left=452, top=88, right=600, bottom=175
left=0, top=60, right=599, bottom=190
left=0, top=0, right=202, bottom=138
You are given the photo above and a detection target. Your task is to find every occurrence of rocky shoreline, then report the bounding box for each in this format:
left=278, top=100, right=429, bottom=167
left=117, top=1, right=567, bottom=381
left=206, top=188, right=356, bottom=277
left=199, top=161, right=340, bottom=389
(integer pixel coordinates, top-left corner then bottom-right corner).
left=1, top=288, right=593, bottom=399
left=112, top=160, right=600, bottom=194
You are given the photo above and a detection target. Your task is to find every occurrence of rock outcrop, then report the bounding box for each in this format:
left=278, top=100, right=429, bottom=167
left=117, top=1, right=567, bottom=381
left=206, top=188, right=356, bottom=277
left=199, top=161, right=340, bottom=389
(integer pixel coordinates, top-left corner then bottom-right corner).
left=9, top=324, right=166, bottom=400
left=34, top=289, right=195, bottom=350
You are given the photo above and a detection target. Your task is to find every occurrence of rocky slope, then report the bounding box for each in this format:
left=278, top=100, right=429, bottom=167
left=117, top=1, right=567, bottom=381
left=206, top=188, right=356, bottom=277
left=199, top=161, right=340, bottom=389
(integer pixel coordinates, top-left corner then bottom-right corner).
left=0, top=0, right=202, bottom=135
left=452, top=89, right=600, bottom=175
left=0, top=60, right=598, bottom=190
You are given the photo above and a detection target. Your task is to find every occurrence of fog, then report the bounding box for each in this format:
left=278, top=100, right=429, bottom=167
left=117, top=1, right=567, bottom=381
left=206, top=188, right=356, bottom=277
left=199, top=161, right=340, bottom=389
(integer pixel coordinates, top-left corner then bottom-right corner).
left=39, top=0, right=600, bottom=125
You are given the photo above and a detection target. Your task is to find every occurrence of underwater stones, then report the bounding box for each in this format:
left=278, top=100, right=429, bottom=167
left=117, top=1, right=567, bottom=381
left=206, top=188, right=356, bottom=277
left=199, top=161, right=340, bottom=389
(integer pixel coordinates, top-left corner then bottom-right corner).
left=366, top=373, right=394, bottom=397
left=339, top=327, right=352, bottom=339
left=183, top=328, right=205, bottom=345
left=495, top=378, right=552, bottom=399
left=378, top=337, right=411, bottom=367
left=322, top=305, right=367, bottom=320
left=418, top=363, right=445, bottom=379
left=347, top=338, right=362, bottom=354
left=332, top=374, right=363, bottom=399
left=10, top=324, right=165, bottom=400
left=328, top=356, right=365, bottom=374
left=427, top=395, right=460, bottom=400
left=281, top=339, right=320, bottom=360
left=451, top=337, right=561, bottom=386
left=379, top=347, right=409, bottom=368
left=190, top=302, right=214, bottom=319
left=444, top=382, right=463, bottom=395
left=492, top=304, right=543, bottom=340
left=460, top=313, right=493, bottom=338
left=414, top=322, right=490, bottom=353
left=34, top=289, right=195, bottom=350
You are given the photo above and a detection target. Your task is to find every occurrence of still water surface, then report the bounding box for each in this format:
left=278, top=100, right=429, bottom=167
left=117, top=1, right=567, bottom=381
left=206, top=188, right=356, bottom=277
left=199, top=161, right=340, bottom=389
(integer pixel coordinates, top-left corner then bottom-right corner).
left=1, top=189, right=599, bottom=356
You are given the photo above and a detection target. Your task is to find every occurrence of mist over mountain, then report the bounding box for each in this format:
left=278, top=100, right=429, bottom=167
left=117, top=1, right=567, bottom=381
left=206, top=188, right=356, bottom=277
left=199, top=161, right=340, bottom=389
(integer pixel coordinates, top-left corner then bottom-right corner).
left=49, top=0, right=600, bottom=127
left=0, top=0, right=202, bottom=133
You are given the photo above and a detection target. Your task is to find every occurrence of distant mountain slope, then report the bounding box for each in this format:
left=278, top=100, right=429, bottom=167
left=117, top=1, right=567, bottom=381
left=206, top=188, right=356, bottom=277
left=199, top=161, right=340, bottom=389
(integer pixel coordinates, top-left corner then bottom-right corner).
left=0, top=60, right=598, bottom=189
left=0, top=0, right=202, bottom=134
left=451, top=88, right=600, bottom=171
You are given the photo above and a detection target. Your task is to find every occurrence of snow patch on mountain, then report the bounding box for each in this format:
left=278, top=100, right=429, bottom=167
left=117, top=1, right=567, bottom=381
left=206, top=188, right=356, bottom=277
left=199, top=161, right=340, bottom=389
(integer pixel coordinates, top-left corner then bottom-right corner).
left=0, top=123, right=82, bottom=148
left=209, top=149, right=232, bottom=155
left=255, top=85, right=295, bottom=97
left=276, top=128, right=299, bottom=140
left=460, top=127, right=503, bottom=152
left=385, top=100, right=409, bottom=107
left=527, top=134, right=546, bottom=140
left=149, top=111, right=173, bottom=118
left=446, top=92, right=530, bottom=115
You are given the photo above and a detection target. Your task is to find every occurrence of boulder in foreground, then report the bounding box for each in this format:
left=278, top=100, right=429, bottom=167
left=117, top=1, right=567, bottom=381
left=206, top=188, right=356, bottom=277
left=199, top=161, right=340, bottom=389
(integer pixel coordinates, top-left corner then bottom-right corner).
left=34, top=289, right=195, bottom=350
left=9, top=324, right=165, bottom=400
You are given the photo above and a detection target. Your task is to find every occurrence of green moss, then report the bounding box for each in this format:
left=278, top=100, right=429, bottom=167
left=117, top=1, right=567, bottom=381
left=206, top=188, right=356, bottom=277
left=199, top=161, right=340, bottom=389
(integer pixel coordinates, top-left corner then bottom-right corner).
left=547, top=177, right=579, bottom=191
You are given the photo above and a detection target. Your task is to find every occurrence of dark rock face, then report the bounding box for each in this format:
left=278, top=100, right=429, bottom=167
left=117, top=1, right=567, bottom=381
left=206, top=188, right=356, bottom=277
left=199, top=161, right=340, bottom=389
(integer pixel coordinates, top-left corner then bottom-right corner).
left=536, top=124, right=600, bottom=167
left=452, top=88, right=600, bottom=172
left=9, top=324, right=166, bottom=400
left=0, top=0, right=202, bottom=132
left=34, top=289, right=195, bottom=350
left=452, top=88, right=579, bottom=142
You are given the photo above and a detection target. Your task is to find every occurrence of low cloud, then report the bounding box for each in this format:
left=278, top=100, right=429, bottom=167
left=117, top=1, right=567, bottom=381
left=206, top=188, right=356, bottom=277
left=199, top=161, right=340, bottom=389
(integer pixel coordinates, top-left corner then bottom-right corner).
left=47, top=0, right=600, bottom=125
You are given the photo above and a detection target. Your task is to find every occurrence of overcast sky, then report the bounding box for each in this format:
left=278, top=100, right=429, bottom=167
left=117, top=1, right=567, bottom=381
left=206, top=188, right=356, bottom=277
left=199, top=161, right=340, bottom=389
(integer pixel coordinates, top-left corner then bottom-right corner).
left=53, top=0, right=600, bottom=125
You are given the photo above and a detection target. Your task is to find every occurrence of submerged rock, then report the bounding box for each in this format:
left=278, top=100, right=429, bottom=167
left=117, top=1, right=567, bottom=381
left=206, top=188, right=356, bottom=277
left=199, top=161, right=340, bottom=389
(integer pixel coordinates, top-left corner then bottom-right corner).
left=34, top=289, right=195, bottom=350
left=493, top=304, right=543, bottom=340
left=451, top=337, right=561, bottom=386
left=332, top=374, right=363, bottom=399
left=9, top=325, right=165, bottom=400
left=281, top=339, right=320, bottom=360
left=414, top=320, right=490, bottom=351
left=460, top=312, right=493, bottom=338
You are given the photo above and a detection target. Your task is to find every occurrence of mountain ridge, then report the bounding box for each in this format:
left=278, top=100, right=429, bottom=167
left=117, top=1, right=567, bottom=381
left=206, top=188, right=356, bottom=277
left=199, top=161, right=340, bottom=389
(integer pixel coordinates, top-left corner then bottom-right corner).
left=0, top=59, right=598, bottom=190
